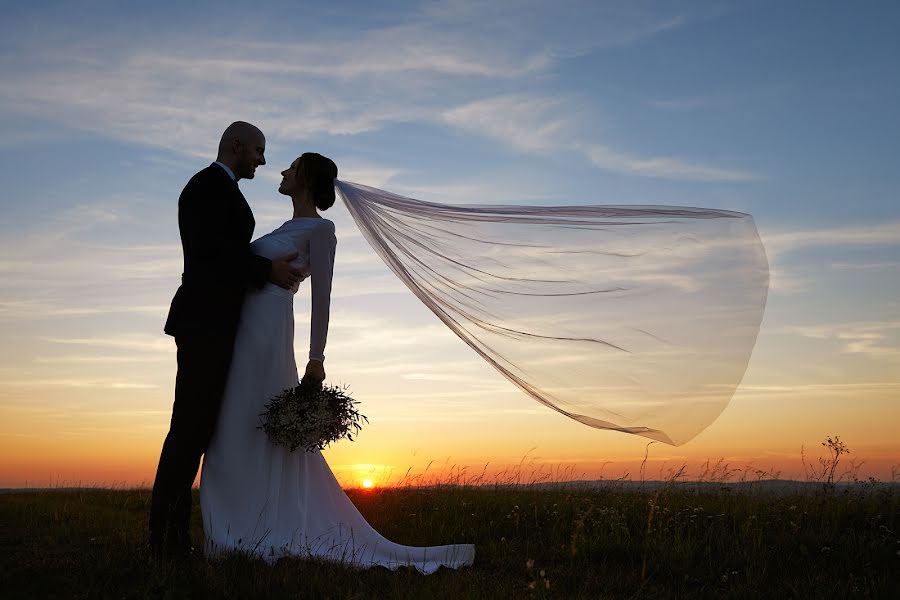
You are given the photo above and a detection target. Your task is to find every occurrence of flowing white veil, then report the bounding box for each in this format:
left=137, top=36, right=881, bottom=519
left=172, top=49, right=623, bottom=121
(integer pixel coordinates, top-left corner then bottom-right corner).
left=335, top=180, right=769, bottom=446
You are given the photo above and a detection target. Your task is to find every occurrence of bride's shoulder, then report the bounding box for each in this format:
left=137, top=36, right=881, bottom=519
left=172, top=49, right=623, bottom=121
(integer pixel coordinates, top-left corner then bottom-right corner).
left=314, top=219, right=337, bottom=245
left=277, top=218, right=334, bottom=230
left=313, top=218, right=336, bottom=234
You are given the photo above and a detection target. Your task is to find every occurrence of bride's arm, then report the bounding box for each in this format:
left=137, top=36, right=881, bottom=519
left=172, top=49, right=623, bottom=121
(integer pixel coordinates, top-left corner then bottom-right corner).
left=305, top=220, right=337, bottom=380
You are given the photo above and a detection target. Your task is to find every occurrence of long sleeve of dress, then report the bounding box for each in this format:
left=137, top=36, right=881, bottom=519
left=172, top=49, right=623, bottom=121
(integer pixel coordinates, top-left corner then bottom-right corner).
left=308, top=221, right=337, bottom=362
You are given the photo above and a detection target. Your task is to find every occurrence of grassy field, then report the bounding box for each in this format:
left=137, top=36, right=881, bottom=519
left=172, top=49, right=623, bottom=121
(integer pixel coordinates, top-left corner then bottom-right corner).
left=1, top=478, right=898, bottom=599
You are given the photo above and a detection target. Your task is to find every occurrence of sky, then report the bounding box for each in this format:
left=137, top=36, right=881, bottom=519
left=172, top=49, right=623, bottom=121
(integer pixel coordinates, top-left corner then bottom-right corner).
left=1, top=1, right=898, bottom=488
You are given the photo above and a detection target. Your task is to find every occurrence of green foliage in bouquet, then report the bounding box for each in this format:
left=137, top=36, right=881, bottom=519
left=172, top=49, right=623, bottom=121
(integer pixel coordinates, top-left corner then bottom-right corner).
left=258, top=380, right=368, bottom=452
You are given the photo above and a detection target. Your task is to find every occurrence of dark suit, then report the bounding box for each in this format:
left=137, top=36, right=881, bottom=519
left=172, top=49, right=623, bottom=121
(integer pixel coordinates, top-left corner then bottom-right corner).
left=149, top=163, right=271, bottom=547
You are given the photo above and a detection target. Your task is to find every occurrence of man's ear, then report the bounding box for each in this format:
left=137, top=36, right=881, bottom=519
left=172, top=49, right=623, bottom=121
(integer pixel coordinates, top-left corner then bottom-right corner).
left=231, top=139, right=243, bottom=155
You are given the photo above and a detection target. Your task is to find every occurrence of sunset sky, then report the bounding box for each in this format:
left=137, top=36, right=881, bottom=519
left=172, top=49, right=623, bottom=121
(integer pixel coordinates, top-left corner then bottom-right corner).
left=1, top=1, right=898, bottom=488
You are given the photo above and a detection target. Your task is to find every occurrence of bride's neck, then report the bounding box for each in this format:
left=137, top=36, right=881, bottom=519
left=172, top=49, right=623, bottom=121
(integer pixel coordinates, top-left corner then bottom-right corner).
left=291, top=193, right=320, bottom=219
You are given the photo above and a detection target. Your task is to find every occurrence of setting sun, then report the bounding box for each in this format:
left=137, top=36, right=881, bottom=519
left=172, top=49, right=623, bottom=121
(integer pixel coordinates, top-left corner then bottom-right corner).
left=362, top=479, right=374, bottom=489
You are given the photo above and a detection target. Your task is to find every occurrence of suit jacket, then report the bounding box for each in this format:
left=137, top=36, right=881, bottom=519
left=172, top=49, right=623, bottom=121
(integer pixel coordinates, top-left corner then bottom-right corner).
left=164, top=164, right=272, bottom=337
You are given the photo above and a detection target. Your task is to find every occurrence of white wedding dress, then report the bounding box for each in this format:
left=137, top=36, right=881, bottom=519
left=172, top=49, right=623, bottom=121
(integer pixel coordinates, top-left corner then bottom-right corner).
left=199, top=217, right=475, bottom=573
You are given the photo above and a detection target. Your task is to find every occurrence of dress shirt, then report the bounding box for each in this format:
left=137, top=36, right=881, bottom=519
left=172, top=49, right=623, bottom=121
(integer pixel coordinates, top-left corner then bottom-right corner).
left=213, top=161, right=236, bottom=181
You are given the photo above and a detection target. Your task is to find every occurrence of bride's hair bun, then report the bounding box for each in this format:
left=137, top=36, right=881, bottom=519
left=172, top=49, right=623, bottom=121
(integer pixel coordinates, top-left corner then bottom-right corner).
left=296, top=152, right=338, bottom=210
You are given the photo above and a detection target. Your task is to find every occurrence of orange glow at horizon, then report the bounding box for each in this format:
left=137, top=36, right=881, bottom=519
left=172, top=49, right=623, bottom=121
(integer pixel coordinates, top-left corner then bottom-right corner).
left=2, top=303, right=899, bottom=489
left=4, top=436, right=899, bottom=489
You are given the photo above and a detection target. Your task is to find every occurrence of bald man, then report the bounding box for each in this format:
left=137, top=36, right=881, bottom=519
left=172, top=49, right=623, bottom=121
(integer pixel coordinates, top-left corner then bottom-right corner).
left=149, top=122, right=301, bottom=558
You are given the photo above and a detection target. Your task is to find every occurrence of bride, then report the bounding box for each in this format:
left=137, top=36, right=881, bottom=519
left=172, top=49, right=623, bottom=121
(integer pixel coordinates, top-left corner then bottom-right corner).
left=199, top=152, right=475, bottom=573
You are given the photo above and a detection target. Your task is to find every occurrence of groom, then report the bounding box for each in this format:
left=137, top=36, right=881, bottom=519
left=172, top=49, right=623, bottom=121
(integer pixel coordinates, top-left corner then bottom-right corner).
left=148, top=121, right=301, bottom=557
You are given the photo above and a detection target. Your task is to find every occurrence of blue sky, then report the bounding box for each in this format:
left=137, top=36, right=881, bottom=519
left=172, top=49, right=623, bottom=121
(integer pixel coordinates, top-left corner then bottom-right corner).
left=1, top=1, right=898, bottom=484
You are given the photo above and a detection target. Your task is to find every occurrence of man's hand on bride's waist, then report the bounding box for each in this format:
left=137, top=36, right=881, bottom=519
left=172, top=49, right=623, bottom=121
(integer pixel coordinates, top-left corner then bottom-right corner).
left=270, top=251, right=302, bottom=289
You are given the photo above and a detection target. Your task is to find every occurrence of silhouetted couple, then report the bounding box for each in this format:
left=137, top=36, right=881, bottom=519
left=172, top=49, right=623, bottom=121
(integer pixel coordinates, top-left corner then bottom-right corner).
left=148, top=122, right=474, bottom=572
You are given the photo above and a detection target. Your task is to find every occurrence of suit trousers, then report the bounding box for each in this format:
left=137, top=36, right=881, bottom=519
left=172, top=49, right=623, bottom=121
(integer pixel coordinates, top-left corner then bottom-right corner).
left=148, top=332, right=236, bottom=544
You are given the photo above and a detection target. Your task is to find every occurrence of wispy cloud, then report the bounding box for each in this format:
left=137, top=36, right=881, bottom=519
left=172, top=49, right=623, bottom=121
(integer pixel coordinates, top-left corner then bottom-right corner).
left=41, top=335, right=174, bottom=354
left=0, top=3, right=727, bottom=184
left=762, top=222, right=900, bottom=255
left=3, top=377, right=159, bottom=389
left=830, top=260, right=900, bottom=271
left=0, top=201, right=180, bottom=320
left=418, top=0, right=689, bottom=52
left=34, top=354, right=169, bottom=364
left=736, top=382, right=900, bottom=398
left=757, top=222, right=900, bottom=296
left=0, top=301, right=167, bottom=320
left=440, top=93, right=757, bottom=182
left=442, top=95, right=571, bottom=153
left=780, top=320, right=900, bottom=359
left=0, top=19, right=556, bottom=157
left=403, top=372, right=481, bottom=382
left=766, top=266, right=814, bottom=295
left=587, top=144, right=757, bottom=182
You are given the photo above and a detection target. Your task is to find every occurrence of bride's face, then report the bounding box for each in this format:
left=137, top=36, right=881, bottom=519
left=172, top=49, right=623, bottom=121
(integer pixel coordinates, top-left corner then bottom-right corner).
left=278, top=158, right=302, bottom=196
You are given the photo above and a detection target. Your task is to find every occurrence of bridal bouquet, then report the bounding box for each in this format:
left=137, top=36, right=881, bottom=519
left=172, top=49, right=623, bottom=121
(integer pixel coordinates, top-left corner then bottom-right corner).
left=258, top=380, right=367, bottom=452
